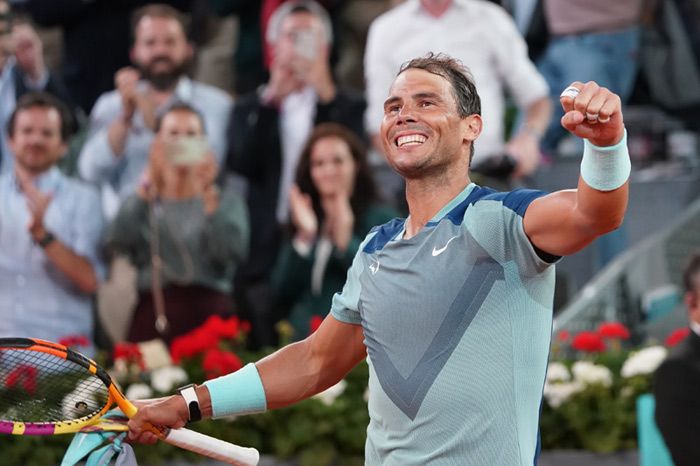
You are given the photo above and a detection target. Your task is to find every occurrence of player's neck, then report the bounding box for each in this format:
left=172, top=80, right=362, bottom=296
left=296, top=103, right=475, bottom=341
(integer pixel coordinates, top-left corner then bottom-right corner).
left=403, top=175, right=471, bottom=238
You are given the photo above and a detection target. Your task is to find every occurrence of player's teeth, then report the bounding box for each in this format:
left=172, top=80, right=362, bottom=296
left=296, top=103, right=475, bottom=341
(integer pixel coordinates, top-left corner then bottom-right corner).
left=397, top=135, right=427, bottom=147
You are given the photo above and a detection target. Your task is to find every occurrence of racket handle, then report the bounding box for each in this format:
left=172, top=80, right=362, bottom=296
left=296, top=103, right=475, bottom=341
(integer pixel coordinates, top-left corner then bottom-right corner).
left=163, top=427, right=259, bottom=465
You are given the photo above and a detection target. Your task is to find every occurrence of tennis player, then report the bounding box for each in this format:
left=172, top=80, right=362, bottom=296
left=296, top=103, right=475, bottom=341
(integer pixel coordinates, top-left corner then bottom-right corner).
left=129, top=53, right=629, bottom=465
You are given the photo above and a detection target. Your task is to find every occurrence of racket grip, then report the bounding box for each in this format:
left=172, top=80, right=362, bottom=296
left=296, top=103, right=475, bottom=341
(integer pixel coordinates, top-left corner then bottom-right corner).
left=163, top=427, right=259, bottom=465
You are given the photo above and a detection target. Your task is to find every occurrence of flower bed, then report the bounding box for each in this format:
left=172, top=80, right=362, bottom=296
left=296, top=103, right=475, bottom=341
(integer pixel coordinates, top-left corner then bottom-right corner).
left=540, top=322, right=682, bottom=452
left=0, top=318, right=690, bottom=465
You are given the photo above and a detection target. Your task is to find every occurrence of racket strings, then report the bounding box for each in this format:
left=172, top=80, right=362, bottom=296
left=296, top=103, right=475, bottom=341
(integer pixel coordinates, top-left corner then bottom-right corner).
left=0, top=349, right=109, bottom=424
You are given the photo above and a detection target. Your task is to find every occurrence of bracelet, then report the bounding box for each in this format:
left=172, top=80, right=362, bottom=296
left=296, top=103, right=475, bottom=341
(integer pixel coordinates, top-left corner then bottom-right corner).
left=202, top=363, right=267, bottom=419
left=176, top=383, right=202, bottom=422
left=581, top=130, right=630, bottom=192
left=36, top=231, right=56, bottom=249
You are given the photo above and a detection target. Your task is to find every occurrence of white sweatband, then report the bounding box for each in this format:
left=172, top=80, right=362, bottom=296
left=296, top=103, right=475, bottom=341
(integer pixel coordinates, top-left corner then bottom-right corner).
left=203, top=363, right=267, bottom=418
left=580, top=130, right=631, bottom=192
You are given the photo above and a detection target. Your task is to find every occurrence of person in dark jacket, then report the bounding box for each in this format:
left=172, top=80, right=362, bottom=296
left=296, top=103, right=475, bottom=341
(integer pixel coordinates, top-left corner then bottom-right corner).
left=226, top=1, right=366, bottom=348
left=272, top=123, right=397, bottom=339
left=654, top=251, right=700, bottom=466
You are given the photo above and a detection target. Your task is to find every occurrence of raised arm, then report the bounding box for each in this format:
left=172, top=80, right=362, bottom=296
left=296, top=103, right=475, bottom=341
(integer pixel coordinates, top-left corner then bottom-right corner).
left=523, top=81, right=629, bottom=257
left=128, top=316, right=366, bottom=441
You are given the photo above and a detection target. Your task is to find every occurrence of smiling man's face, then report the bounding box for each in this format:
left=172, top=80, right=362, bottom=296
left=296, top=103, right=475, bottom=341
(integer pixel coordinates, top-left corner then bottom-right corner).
left=380, top=68, right=479, bottom=179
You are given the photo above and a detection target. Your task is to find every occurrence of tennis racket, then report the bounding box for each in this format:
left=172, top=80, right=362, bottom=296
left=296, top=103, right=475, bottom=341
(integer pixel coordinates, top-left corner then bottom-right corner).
left=0, top=337, right=259, bottom=466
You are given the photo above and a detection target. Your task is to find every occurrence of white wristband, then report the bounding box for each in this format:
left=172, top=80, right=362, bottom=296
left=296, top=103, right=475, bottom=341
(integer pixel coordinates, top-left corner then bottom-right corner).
left=580, top=130, right=630, bottom=192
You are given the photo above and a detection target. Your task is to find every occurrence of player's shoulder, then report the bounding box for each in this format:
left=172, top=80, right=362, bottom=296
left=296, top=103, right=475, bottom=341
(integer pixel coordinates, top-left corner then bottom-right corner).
left=467, top=187, right=549, bottom=219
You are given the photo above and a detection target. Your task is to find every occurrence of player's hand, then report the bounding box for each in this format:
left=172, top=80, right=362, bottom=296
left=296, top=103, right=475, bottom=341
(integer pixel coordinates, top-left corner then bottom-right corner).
left=559, top=81, right=624, bottom=147
left=13, top=23, right=46, bottom=83
left=128, top=395, right=188, bottom=445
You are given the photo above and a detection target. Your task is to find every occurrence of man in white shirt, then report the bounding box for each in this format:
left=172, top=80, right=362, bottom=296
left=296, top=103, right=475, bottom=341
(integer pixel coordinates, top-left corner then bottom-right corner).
left=0, top=93, right=103, bottom=355
left=78, top=4, right=232, bottom=217
left=364, top=0, right=551, bottom=179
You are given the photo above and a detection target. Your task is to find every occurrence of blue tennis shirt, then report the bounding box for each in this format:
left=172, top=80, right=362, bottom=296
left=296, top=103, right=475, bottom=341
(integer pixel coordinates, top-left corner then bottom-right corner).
left=331, top=183, right=556, bottom=465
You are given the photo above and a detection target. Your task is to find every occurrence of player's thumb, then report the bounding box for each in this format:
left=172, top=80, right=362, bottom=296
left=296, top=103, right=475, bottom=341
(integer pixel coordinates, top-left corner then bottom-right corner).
left=561, top=111, right=595, bottom=139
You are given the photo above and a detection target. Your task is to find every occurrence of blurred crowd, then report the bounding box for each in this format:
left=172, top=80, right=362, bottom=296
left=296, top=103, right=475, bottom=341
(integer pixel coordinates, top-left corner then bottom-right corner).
left=0, top=0, right=698, bottom=353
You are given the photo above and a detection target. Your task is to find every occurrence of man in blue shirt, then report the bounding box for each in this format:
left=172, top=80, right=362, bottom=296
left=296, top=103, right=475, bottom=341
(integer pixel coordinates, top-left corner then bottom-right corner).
left=77, top=4, right=232, bottom=218
left=129, top=53, right=630, bottom=465
left=0, top=92, right=103, bottom=354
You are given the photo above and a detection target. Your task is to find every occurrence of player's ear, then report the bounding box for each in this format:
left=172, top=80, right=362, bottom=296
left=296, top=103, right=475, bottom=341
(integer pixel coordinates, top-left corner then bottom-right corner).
left=462, top=114, right=482, bottom=145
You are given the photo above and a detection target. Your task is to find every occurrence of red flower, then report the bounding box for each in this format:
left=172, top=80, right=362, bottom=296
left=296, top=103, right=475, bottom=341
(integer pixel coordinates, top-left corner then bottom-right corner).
left=6, top=365, right=37, bottom=394
left=202, top=348, right=243, bottom=379
left=309, top=315, right=324, bottom=335
left=665, top=327, right=690, bottom=347
left=113, top=342, right=142, bottom=360
left=597, top=322, right=631, bottom=340
left=241, top=320, right=252, bottom=334
left=201, top=315, right=241, bottom=340
left=170, top=328, right=219, bottom=363
left=59, top=335, right=90, bottom=348
left=571, top=331, right=607, bottom=353
left=557, top=330, right=570, bottom=342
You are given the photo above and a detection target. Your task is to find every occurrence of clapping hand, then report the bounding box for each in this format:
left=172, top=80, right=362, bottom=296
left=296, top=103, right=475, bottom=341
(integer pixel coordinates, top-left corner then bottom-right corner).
left=289, top=184, right=318, bottom=244
left=322, top=190, right=354, bottom=253
left=114, top=67, right=157, bottom=130
left=15, top=166, right=52, bottom=241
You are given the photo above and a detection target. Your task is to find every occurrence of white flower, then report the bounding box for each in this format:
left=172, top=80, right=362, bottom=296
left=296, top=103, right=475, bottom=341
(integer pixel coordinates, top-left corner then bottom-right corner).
left=313, top=380, right=347, bottom=406
left=125, top=383, right=153, bottom=400
left=572, top=361, right=613, bottom=387
left=62, top=379, right=101, bottom=419
left=543, top=381, right=584, bottom=408
left=150, top=365, right=189, bottom=393
left=546, top=362, right=571, bottom=383
left=621, top=346, right=667, bottom=378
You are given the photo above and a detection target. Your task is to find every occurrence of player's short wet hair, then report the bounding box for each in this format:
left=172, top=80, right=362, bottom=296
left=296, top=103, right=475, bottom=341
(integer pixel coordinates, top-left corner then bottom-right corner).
left=398, top=53, right=481, bottom=160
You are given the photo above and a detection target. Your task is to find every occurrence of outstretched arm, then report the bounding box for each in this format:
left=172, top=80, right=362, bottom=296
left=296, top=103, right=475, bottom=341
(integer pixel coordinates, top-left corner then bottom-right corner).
left=128, top=316, right=366, bottom=442
left=524, top=81, right=629, bottom=257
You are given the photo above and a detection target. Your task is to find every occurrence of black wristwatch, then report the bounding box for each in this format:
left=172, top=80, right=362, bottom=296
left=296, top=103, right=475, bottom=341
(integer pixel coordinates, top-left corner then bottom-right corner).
left=176, top=383, right=202, bottom=422
left=36, top=231, right=56, bottom=249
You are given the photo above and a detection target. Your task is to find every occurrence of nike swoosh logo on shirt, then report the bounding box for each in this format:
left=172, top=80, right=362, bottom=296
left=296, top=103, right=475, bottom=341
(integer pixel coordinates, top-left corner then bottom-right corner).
left=432, top=235, right=459, bottom=256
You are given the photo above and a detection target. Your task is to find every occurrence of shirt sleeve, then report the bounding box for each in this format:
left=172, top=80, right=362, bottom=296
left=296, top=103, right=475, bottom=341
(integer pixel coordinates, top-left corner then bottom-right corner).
left=490, top=7, right=549, bottom=108
left=465, top=189, right=556, bottom=276
left=71, top=183, right=106, bottom=280
left=330, top=233, right=375, bottom=325
left=78, top=94, right=121, bottom=184
left=363, top=17, right=396, bottom=137
left=198, top=88, right=233, bottom=164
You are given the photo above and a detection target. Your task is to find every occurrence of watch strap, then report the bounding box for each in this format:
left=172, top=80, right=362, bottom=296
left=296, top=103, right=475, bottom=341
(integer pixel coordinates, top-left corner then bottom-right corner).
left=36, top=231, right=56, bottom=248
left=177, top=384, right=202, bottom=422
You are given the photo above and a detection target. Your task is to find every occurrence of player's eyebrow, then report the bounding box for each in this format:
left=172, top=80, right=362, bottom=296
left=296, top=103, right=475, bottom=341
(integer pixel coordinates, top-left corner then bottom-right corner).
left=383, top=96, right=401, bottom=111
left=383, top=92, right=444, bottom=111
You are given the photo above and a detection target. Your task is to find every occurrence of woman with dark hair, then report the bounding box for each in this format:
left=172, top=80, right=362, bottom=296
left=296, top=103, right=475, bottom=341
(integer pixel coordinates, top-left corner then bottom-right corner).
left=271, top=122, right=398, bottom=339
